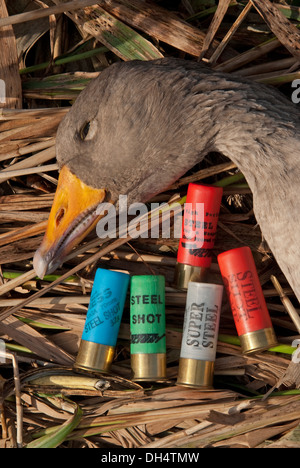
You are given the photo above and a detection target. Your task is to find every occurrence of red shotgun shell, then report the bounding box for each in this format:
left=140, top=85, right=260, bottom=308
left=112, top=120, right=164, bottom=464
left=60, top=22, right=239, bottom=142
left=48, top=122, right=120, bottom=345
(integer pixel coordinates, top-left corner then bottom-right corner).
left=174, top=183, right=223, bottom=289
left=218, top=246, right=278, bottom=354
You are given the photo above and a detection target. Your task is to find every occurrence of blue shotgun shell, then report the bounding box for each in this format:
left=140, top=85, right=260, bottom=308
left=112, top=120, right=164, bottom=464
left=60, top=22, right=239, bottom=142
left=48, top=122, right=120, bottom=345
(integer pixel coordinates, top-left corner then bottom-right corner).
left=81, top=268, right=130, bottom=346
left=75, top=268, right=130, bottom=373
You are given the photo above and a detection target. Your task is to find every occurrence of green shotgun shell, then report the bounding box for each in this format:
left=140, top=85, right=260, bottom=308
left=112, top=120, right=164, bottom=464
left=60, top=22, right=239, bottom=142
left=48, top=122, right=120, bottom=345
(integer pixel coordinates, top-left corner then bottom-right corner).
left=130, top=275, right=166, bottom=381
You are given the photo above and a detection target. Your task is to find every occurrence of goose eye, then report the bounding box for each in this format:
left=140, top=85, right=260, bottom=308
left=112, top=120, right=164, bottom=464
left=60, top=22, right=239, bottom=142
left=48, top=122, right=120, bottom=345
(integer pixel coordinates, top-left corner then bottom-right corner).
left=79, top=121, right=90, bottom=140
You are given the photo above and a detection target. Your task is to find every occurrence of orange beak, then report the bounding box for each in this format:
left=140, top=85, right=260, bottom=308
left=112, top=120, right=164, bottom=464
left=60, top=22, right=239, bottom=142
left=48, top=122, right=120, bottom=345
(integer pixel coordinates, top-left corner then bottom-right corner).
left=33, top=165, right=106, bottom=278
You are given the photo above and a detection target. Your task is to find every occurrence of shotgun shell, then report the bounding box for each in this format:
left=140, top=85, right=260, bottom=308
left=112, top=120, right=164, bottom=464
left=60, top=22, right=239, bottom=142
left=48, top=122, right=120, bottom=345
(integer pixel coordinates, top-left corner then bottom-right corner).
left=176, top=282, right=223, bottom=388
left=217, top=246, right=278, bottom=354
left=174, top=183, right=223, bottom=290
left=74, top=268, right=130, bottom=373
left=130, top=275, right=166, bottom=381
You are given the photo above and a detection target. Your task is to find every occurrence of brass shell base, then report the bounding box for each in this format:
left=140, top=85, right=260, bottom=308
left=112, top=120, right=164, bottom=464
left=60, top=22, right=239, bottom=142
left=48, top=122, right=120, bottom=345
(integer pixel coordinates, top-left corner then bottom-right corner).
left=74, top=340, right=115, bottom=373
left=176, top=357, right=214, bottom=389
left=131, top=353, right=166, bottom=381
left=173, top=263, right=207, bottom=290
left=240, top=328, right=278, bottom=354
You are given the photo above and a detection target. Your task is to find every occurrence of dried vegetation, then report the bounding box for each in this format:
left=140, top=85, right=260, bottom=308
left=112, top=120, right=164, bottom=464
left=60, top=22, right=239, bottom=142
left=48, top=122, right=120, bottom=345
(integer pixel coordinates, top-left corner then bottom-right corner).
left=0, top=0, right=300, bottom=449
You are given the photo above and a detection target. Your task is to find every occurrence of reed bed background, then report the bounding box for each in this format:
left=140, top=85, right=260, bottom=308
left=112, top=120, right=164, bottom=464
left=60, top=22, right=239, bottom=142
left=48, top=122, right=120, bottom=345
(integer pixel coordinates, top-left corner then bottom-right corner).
left=0, top=0, right=300, bottom=449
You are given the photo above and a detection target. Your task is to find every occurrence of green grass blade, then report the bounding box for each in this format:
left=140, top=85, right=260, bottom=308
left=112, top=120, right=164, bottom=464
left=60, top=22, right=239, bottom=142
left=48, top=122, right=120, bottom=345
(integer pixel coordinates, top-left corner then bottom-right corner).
left=214, top=172, right=245, bottom=187
left=15, top=316, right=68, bottom=330
left=25, top=398, right=82, bottom=448
left=20, top=46, right=109, bottom=75
left=1, top=270, right=78, bottom=283
left=277, top=4, right=300, bottom=21
left=218, top=333, right=296, bottom=355
left=68, top=5, right=163, bottom=61
left=256, top=71, right=300, bottom=85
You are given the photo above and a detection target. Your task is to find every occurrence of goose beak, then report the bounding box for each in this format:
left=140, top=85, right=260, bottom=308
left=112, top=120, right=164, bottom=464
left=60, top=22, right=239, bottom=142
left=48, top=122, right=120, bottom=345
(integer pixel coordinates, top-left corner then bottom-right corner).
left=33, top=165, right=106, bottom=279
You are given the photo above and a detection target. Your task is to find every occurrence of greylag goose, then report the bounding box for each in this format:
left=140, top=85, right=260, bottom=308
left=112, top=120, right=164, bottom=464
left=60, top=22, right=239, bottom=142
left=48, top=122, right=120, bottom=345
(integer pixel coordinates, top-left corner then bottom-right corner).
left=33, top=58, right=300, bottom=302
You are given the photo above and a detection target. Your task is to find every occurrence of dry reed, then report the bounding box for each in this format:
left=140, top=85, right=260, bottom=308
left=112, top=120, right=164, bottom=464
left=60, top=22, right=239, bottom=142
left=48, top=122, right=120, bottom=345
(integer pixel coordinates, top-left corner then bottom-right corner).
left=0, top=0, right=299, bottom=449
